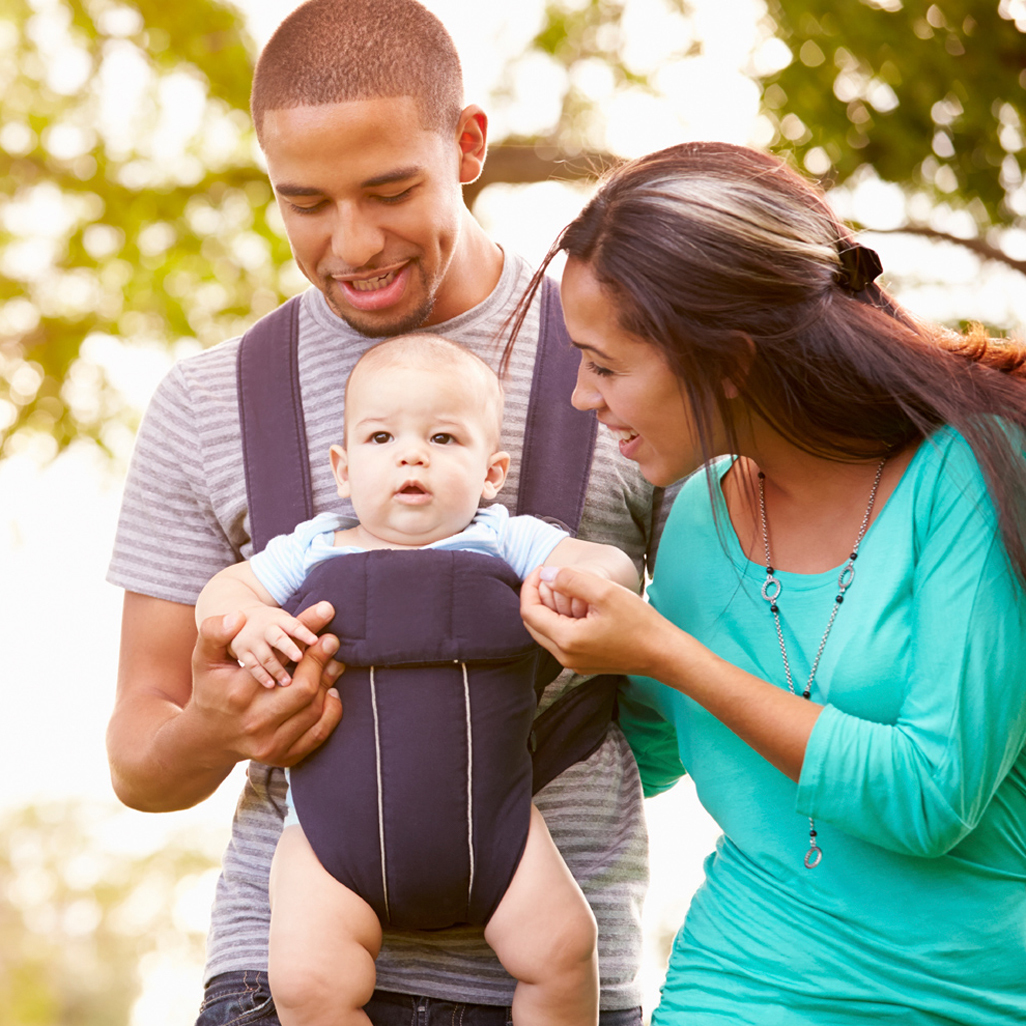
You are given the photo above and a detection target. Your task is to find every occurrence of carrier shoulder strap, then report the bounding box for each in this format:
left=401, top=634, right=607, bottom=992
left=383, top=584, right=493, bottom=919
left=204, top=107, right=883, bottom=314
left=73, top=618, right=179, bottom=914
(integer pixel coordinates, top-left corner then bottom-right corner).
left=516, top=277, right=597, bottom=533
left=237, top=295, right=311, bottom=553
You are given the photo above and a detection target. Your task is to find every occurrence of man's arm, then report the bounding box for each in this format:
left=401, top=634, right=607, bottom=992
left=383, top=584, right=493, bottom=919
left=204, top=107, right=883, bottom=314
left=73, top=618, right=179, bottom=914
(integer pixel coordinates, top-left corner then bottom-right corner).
left=107, top=591, right=344, bottom=812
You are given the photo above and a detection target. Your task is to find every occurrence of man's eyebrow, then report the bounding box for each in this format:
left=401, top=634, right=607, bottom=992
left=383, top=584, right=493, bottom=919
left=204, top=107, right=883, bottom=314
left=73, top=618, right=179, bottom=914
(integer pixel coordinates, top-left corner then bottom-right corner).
left=361, top=166, right=423, bottom=188
left=274, top=184, right=324, bottom=197
left=274, top=166, right=424, bottom=197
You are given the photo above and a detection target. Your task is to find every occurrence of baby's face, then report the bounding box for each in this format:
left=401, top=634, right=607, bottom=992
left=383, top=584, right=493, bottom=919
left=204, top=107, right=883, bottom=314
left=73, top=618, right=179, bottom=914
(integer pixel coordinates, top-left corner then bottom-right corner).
left=332, top=360, right=507, bottom=547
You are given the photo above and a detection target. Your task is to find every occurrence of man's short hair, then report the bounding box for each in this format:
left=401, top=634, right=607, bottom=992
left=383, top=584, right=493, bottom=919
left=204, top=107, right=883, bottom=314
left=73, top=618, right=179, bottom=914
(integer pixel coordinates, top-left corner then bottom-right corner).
left=251, top=0, right=464, bottom=143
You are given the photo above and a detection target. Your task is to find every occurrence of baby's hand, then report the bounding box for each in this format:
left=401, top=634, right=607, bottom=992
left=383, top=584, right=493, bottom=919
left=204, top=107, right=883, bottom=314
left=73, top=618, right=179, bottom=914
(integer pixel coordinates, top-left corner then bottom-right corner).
left=227, top=606, right=320, bottom=688
left=537, top=566, right=593, bottom=619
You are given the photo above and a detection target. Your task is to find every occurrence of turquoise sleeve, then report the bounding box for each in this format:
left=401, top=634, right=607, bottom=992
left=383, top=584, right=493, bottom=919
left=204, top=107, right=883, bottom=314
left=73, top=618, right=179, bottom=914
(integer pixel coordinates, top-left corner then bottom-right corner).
left=796, top=438, right=1026, bottom=857
left=618, top=675, right=686, bottom=798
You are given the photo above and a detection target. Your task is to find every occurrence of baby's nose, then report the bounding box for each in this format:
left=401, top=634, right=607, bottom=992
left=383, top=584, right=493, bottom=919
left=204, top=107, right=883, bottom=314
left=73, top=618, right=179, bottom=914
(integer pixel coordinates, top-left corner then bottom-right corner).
left=399, top=446, right=428, bottom=465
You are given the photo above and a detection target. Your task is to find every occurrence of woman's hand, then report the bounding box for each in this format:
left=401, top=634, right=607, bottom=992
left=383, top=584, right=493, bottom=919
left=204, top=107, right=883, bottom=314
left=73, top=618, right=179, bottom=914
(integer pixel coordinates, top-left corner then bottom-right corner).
left=521, top=565, right=673, bottom=676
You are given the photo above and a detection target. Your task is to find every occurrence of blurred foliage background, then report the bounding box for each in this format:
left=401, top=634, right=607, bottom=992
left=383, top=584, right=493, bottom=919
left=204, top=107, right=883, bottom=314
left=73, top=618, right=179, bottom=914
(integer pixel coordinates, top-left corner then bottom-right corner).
left=0, top=802, right=221, bottom=1026
left=1, top=1, right=1024, bottom=1022
left=1, top=0, right=1024, bottom=463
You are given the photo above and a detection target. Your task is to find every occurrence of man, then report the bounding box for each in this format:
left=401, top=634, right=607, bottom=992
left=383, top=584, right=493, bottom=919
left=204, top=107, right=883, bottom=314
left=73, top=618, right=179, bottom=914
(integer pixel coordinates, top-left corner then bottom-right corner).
left=106, top=3, right=667, bottom=1024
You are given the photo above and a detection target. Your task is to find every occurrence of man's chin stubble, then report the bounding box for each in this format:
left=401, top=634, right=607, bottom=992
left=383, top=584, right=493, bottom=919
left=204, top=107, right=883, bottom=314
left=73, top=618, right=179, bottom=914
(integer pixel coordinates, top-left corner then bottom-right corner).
left=323, top=280, right=437, bottom=339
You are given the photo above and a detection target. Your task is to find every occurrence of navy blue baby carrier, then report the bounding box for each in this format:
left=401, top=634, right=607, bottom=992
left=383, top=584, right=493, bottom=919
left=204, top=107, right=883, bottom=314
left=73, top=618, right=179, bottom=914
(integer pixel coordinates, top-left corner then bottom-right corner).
left=237, top=279, right=621, bottom=930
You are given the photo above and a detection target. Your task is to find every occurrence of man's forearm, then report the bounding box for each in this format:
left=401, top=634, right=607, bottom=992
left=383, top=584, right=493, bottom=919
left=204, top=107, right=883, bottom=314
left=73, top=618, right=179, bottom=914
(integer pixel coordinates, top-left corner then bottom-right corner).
left=107, top=693, right=238, bottom=811
left=108, top=592, right=237, bottom=811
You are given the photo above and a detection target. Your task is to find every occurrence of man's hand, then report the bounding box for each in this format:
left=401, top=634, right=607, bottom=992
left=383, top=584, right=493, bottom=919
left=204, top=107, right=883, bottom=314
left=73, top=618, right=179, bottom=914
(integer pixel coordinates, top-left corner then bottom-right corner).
left=192, top=603, right=345, bottom=767
left=107, top=593, right=344, bottom=812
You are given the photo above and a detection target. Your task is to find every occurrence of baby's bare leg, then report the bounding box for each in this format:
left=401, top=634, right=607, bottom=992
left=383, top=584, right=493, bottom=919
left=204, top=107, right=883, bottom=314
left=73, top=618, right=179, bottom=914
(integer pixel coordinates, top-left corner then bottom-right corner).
left=484, top=804, right=599, bottom=1026
left=269, top=824, right=382, bottom=1026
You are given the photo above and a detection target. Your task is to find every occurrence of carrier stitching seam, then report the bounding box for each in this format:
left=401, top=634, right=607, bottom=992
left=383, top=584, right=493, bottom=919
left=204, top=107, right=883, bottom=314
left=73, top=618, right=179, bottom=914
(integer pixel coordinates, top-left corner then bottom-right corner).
left=462, top=660, right=474, bottom=915
left=370, top=665, right=390, bottom=922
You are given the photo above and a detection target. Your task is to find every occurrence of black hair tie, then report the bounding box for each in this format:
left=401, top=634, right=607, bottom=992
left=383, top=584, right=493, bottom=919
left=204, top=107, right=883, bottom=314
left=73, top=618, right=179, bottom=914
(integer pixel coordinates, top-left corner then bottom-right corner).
left=835, top=242, right=883, bottom=292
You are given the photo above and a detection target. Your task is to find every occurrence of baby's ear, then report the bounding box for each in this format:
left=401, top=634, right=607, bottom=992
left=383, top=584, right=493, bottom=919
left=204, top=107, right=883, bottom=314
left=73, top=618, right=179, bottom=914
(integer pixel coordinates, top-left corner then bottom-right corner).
left=330, top=445, right=351, bottom=498
left=481, top=450, right=511, bottom=500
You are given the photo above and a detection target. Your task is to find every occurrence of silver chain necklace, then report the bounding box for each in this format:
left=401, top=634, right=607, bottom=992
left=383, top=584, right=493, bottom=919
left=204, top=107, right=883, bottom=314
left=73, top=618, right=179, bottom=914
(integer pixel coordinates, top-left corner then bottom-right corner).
left=757, top=459, right=886, bottom=869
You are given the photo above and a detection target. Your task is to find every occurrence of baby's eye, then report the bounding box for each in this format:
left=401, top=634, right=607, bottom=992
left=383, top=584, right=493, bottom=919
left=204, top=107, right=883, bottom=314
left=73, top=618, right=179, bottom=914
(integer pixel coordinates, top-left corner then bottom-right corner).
left=430, top=432, right=456, bottom=445
left=370, top=431, right=392, bottom=443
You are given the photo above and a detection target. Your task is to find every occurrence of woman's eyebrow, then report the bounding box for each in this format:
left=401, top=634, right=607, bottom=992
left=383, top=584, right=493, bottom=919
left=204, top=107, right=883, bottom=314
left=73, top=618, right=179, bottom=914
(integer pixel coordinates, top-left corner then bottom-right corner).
left=571, top=339, right=616, bottom=361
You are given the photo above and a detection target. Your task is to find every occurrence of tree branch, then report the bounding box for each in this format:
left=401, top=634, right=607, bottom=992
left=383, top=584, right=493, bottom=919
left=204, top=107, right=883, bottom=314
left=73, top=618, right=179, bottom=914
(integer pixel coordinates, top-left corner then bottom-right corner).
left=864, top=225, right=1026, bottom=277
left=464, top=145, right=620, bottom=207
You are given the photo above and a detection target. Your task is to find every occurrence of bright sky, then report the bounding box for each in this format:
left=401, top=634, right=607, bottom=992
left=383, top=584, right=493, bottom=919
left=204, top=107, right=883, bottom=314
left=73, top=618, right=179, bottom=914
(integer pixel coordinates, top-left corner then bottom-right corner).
left=2, top=1, right=1023, bottom=1021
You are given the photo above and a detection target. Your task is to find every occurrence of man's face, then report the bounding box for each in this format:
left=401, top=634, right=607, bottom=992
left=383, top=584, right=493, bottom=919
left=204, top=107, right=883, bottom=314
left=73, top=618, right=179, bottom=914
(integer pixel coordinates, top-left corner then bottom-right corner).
left=262, top=97, right=467, bottom=337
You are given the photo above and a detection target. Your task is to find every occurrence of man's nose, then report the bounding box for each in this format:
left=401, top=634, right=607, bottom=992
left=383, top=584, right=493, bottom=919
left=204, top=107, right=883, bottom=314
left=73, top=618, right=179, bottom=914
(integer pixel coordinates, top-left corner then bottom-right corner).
left=331, top=202, right=386, bottom=269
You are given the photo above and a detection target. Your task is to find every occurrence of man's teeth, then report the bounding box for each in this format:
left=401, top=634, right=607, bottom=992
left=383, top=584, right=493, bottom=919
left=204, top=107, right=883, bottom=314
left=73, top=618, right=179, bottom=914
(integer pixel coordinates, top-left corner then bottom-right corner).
left=350, top=270, right=398, bottom=292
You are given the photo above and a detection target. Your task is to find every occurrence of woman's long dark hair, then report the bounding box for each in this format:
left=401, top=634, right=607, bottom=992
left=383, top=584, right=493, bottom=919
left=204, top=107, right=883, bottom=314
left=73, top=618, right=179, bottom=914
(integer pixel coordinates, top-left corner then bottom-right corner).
left=506, top=142, right=1026, bottom=584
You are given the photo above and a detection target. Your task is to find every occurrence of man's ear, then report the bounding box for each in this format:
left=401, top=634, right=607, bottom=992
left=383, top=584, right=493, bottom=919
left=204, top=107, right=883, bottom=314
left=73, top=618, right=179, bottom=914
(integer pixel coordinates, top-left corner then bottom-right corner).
left=330, top=444, right=351, bottom=499
left=455, top=105, right=488, bottom=185
left=481, top=450, right=510, bottom=500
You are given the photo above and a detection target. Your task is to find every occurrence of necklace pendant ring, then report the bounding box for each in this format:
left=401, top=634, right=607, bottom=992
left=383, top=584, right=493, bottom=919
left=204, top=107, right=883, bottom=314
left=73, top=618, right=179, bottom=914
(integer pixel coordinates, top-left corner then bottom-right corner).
left=804, top=845, right=823, bottom=869
left=761, top=577, right=782, bottom=602
left=838, top=563, right=856, bottom=590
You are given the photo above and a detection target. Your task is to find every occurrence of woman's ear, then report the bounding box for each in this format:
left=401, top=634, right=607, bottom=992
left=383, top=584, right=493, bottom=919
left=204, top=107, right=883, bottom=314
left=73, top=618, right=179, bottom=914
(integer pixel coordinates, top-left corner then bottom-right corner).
left=723, top=334, right=756, bottom=399
left=481, top=450, right=511, bottom=499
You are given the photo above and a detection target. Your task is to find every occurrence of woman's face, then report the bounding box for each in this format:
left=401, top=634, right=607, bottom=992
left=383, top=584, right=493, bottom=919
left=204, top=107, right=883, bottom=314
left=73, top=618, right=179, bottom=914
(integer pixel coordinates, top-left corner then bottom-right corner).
left=561, top=257, right=706, bottom=488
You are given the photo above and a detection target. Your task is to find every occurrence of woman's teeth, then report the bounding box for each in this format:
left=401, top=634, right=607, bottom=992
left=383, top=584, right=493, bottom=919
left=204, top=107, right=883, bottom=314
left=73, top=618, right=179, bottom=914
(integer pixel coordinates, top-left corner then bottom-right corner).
left=350, top=270, right=399, bottom=292
left=609, top=427, right=638, bottom=443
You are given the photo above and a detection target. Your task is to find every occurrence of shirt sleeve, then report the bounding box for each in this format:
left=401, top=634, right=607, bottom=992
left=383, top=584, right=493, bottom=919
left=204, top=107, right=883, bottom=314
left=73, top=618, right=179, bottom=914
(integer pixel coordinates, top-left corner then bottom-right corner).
left=796, top=434, right=1026, bottom=858
left=618, top=674, right=687, bottom=797
left=249, top=514, right=339, bottom=605
left=106, top=362, right=239, bottom=604
left=497, top=511, right=569, bottom=579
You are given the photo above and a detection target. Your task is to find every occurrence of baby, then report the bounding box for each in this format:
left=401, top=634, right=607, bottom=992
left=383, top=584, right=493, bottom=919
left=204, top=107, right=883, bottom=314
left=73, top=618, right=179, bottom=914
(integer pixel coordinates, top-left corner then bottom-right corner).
left=196, top=334, right=640, bottom=1026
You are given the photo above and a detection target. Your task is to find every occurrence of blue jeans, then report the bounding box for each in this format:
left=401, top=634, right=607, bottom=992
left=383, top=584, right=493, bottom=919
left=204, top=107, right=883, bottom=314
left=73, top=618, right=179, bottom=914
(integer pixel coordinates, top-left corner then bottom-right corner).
left=195, top=973, right=643, bottom=1026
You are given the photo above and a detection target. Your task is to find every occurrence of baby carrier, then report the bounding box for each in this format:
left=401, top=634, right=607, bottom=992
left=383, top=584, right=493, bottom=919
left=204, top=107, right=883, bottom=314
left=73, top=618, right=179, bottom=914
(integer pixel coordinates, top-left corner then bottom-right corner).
left=237, top=279, right=622, bottom=929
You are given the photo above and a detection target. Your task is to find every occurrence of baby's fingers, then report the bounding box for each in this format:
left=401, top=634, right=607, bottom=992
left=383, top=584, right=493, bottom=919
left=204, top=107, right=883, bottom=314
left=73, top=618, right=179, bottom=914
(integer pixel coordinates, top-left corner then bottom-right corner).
left=244, top=639, right=295, bottom=687
left=279, top=615, right=319, bottom=650
left=236, top=651, right=280, bottom=689
left=267, top=623, right=309, bottom=664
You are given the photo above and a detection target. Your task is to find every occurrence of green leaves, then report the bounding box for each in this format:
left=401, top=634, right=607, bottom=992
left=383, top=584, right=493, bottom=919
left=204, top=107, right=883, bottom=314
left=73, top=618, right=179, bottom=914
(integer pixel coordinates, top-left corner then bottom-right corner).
left=763, top=0, right=1025, bottom=228
left=1, top=0, right=282, bottom=460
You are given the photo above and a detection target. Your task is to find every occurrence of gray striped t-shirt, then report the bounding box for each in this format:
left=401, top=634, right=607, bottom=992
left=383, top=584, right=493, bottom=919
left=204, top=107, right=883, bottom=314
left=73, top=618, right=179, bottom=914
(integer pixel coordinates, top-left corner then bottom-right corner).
left=108, top=251, right=671, bottom=1010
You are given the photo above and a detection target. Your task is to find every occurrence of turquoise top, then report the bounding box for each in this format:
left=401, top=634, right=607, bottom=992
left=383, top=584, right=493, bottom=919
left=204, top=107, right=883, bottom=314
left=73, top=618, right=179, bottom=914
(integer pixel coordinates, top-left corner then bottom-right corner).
left=621, top=428, right=1026, bottom=1025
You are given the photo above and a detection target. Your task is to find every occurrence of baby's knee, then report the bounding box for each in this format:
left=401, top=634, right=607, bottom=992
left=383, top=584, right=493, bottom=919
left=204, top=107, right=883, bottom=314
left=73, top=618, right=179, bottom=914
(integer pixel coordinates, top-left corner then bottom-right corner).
left=269, top=956, right=334, bottom=1018
left=543, top=896, right=598, bottom=969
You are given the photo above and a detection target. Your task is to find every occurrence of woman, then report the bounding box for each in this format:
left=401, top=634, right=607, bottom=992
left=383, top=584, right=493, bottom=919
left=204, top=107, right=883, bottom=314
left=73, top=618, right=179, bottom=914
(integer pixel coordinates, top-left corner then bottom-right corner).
left=516, top=142, right=1026, bottom=1024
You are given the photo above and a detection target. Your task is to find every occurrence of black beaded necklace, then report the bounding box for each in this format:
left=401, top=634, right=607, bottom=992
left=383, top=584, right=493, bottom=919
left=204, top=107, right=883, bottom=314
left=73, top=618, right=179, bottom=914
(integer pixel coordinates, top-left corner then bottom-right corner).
left=757, top=459, right=886, bottom=868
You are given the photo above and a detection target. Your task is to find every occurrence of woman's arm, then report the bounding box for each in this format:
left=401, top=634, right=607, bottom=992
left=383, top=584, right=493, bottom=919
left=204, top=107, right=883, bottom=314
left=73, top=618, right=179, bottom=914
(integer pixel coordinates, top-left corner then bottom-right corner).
left=523, top=436, right=1026, bottom=857
left=794, top=443, right=1026, bottom=857
left=520, top=566, right=821, bottom=782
